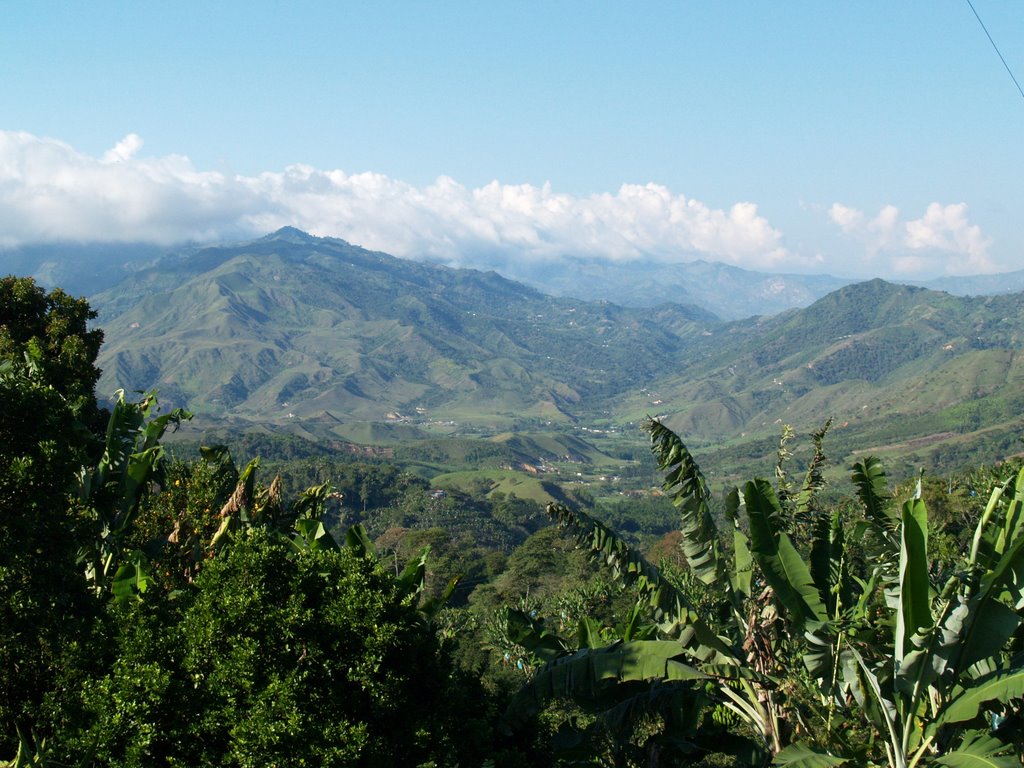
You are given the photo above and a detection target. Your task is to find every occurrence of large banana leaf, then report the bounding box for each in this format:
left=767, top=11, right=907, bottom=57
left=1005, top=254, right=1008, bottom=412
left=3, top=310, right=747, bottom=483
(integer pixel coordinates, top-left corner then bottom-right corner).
left=290, top=518, right=339, bottom=552
left=851, top=456, right=897, bottom=531
left=991, top=466, right=1024, bottom=557
left=506, top=640, right=707, bottom=723
left=343, top=522, right=377, bottom=558
left=724, top=486, right=752, bottom=604
left=596, top=681, right=709, bottom=750
left=648, top=419, right=732, bottom=595
left=772, top=743, right=850, bottom=767
left=969, top=472, right=1014, bottom=571
left=895, top=575, right=967, bottom=699
left=744, top=479, right=827, bottom=628
left=966, top=466, right=1024, bottom=626
left=110, top=549, right=151, bottom=602
left=913, top=514, right=1024, bottom=696
left=546, top=502, right=735, bottom=659
left=895, top=498, right=931, bottom=663
left=943, top=527, right=1024, bottom=677
left=849, top=646, right=903, bottom=767
left=975, top=500, right=1024, bottom=601
left=809, top=507, right=847, bottom=617
left=498, top=606, right=572, bottom=664
left=934, top=667, right=1024, bottom=726
left=933, top=730, right=1019, bottom=767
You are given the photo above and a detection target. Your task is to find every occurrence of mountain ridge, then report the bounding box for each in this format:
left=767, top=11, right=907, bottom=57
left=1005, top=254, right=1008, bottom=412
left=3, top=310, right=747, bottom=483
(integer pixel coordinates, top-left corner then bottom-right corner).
left=624, top=278, right=1024, bottom=476
left=19, top=227, right=1024, bottom=478
left=11, top=227, right=1024, bottom=320
left=92, top=231, right=714, bottom=429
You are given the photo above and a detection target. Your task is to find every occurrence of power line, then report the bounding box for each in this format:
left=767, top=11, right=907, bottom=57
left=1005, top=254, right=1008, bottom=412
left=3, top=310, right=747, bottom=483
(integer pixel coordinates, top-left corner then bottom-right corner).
left=965, top=0, right=1024, bottom=103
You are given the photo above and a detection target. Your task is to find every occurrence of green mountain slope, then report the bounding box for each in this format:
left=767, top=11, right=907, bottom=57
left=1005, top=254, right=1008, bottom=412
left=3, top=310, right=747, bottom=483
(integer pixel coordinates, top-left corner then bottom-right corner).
left=90, top=230, right=1024, bottom=478
left=631, top=279, right=1024, bottom=477
left=93, top=229, right=713, bottom=428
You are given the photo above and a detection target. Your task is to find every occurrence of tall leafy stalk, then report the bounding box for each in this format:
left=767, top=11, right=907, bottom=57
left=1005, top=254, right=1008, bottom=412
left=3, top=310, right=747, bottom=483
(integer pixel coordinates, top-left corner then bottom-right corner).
left=76, top=390, right=190, bottom=598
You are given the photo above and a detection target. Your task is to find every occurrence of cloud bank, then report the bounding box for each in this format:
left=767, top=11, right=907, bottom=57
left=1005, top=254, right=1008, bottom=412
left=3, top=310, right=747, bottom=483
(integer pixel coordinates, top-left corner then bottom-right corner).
left=828, top=201, right=994, bottom=276
left=0, top=131, right=789, bottom=269
left=0, top=131, right=997, bottom=278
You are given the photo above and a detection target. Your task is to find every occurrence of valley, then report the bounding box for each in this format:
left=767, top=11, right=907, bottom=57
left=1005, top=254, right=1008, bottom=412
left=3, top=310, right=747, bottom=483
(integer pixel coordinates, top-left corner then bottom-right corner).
left=68, top=227, right=1024, bottom=489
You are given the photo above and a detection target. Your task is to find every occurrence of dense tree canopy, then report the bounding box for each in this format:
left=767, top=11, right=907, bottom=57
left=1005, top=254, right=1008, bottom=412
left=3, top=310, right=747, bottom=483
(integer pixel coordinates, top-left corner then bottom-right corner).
left=51, top=528, right=490, bottom=767
left=0, top=276, right=104, bottom=429
left=0, top=278, right=105, bottom=753
left=0, top=367, right=96, bottom=752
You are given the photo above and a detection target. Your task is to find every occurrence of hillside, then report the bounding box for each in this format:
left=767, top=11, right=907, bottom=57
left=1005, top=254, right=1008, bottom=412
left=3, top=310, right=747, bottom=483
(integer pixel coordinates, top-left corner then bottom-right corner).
left=84, top=230, right=1024, bottom=479
left=627, top=279, right=1024, bottom=478
left=92, top=228, right=713, bottom=429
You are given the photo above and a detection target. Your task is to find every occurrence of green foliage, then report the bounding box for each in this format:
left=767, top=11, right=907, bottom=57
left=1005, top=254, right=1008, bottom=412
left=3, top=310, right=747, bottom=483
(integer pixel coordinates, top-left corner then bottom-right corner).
left=52, top=528, right=489, bottom=767
left=0, top=276, right=104, bottom=430
left=75, top=391, right=191, bottom=598
left=0, top=365, right=98, bottom=756
left=0, top=280, right=109, bottom=757
left=648, top=419, right=733, bottom=597
left=506, top=419, right=1024, bottom=766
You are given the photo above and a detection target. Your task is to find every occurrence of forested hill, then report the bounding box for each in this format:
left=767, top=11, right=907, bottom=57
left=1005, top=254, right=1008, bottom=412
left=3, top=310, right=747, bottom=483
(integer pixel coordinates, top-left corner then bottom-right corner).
left=87, top=228, right=1024, bottom=475
left=91, top=228, right=715, bottom=427
left=626, top=278, right=1024, bottom=476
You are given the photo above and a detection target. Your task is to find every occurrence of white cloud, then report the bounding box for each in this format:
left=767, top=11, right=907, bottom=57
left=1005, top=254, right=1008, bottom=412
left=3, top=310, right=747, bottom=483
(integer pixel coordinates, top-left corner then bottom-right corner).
left=828, top=203, right=863, bottom=233
left=0, top=131, right=257, bottom=244
left=904, top=203, right=992, bottom=272
left=102, top=133, right=144, bottom=163
left=0, top=130, right=795, bottom=272
left=828, top=201, right=995, bottom=275
left=1, top=131, right=997, bottom=279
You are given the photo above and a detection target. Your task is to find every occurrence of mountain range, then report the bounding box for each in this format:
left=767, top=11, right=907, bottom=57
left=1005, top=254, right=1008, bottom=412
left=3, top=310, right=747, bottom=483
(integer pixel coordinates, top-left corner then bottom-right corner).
left=9, top=227, right=1024, bottom=479
left=92, top=228, right=712, bottom=429
left=10, top=231, right=1024, bottom=321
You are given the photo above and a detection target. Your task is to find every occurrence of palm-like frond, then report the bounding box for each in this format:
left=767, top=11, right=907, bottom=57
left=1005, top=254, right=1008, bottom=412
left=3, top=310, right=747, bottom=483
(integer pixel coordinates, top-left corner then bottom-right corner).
left=545, top=502, right=732, bottom=656
left=647, top=419, right=738, bottom=612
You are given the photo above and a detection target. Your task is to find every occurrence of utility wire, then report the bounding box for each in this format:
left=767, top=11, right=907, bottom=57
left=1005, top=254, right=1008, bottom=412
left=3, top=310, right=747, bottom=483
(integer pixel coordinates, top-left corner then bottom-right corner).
left=965, top=0, right=1024, bottom=103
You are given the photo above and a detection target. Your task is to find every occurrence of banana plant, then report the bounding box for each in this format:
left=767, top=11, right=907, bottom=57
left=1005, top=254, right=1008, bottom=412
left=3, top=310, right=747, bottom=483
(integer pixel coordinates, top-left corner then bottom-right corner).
left=508, top=419, right=1024, bottom=766
left=508, top=420, right=838, bottom=763
left=76, top=389, right=190, bottom=599
left=843, top=466, right=1024, bottom=766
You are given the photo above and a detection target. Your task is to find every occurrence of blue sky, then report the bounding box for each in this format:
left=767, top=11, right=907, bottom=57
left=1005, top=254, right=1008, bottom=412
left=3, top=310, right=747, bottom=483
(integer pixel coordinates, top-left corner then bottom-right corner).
left=2, top=1, right=1022, bottom=279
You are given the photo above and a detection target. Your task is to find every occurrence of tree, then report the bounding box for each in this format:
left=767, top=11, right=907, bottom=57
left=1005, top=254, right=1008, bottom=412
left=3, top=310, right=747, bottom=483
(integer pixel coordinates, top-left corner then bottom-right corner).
left=0, top=276, right=105, bottom=431
left=0, top=364, right=98, bottom=756
left=51, top=526, right=491, bottom=767
left=0, top=278, right=106, bottom=757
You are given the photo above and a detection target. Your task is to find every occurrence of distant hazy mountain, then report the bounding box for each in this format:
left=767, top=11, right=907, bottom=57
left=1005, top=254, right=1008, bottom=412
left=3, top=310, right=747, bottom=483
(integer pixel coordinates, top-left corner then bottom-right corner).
left=501, top=257, right=854, bottom=320
left=910, top=270, right=1024, bottom=297
left=7, top=231, right=1024, bottom=320
left=511, top=260, right=1024, bottom=320
left=0, top=241, right=167, bottom=296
